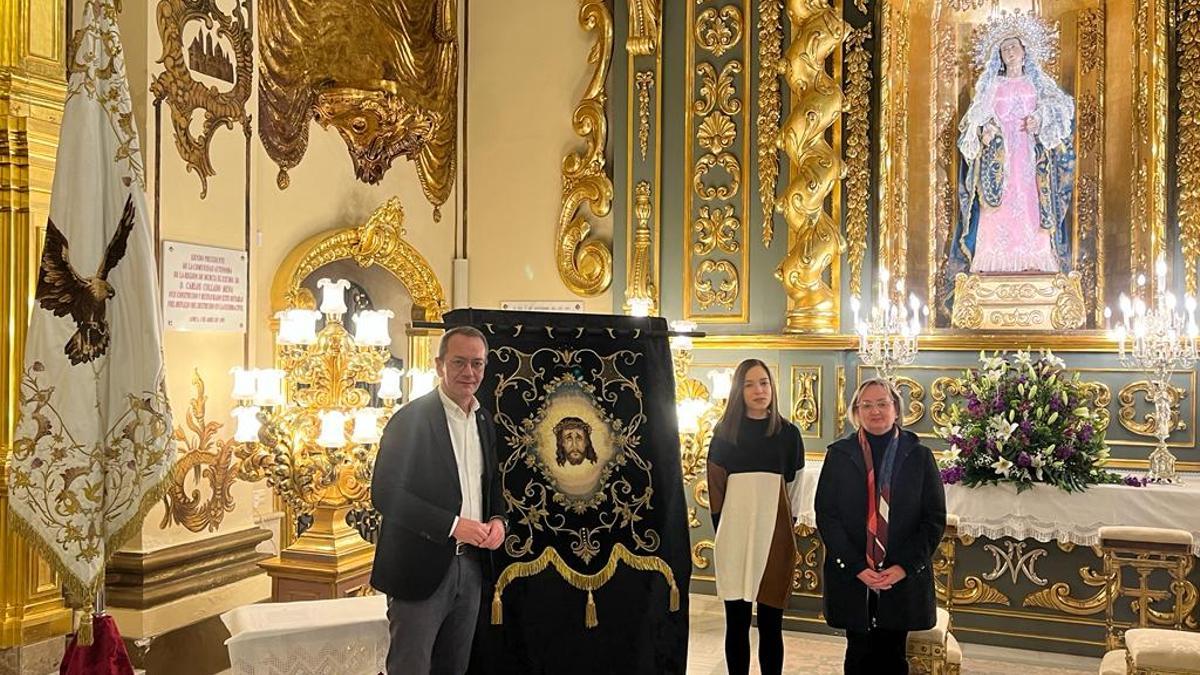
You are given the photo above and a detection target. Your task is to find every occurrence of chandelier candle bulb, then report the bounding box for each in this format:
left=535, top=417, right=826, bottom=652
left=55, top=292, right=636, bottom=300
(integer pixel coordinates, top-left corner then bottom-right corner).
left=353, top=309, right=394, bottom=347
left=232, top=406, right=262, bottom=443
left=628, top=297, right=652, bottom=317
left=254, top=369, right=286, bottom=408
left=317, top=410, right=348, bottom=448
left=707, top=369, right=734, bottom=402
left=316, top=277, right=351, bottom=316
left=378, top=367, right=404, bottom=401
left=409, top=368, right=438, bottom=399
left=231, top=367, right=257, bottom=400
left=351, top=408, right=382, bottom=445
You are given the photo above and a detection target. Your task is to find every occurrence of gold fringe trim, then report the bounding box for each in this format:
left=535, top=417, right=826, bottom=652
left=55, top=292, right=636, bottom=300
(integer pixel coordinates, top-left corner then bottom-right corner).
left=6, top=426, right=176, bottom=621
left=490, top=542, right=680, bottom=629
left=76, top=604, right=94, bottom=646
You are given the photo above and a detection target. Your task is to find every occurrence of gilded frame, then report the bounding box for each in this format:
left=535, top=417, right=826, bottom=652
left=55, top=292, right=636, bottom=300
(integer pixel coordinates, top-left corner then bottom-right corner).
left=877, top=0, right=1170, bottom=337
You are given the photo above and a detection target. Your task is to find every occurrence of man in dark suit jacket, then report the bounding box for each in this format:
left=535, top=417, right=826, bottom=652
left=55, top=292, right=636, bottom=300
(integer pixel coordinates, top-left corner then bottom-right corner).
left=371, top=325, right=507, bottom=675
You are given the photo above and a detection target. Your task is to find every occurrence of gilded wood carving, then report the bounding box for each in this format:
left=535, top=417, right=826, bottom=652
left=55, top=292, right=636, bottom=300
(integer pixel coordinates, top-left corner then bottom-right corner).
left=151, top=0, right=252, bottom=199
left=257, top=0, right=457, bottom=218
left=161, top=370, right=238, bottom=533
left=756, top=0, right=783, bottom=246
left=686, top=0, right=749, bottom=321
left=557, top=0, right=615, bottom=296
left=776, top=0, right=844, bottom=333
left=1179, top=0, right=1200, bottom=294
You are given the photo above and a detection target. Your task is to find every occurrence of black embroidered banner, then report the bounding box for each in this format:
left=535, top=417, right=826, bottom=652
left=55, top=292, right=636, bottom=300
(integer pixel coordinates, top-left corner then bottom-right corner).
left=446, top=309, right=689, bottom=675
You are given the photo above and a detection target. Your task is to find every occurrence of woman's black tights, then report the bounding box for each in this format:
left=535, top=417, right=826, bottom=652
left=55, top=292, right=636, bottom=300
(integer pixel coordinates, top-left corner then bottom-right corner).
left=723, top=600, right=784, bottom=675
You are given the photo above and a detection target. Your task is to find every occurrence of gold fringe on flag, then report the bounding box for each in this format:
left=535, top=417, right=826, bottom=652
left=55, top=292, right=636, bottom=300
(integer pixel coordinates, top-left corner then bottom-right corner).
left=490, top=542, right=680, bottom=629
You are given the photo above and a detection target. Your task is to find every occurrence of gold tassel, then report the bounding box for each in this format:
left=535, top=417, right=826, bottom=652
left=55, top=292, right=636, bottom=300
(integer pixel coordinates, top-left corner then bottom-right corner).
left=77, top=608, right=94, bottom=646
left=669, top=584, right=679, bottom=612
left=585, top=590, right=597, bottom=628
left=491, top=590, right=503, bottom=625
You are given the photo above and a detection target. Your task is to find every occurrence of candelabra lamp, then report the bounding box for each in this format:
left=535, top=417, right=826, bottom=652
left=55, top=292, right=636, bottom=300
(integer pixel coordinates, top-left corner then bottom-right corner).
left=852, top=268, right=927, bottom=382
left=1108, top=259, right=1198, bottom=483
left=232, top=278, right=428, bottom=600
left=670, top=322, right=731, bottom=489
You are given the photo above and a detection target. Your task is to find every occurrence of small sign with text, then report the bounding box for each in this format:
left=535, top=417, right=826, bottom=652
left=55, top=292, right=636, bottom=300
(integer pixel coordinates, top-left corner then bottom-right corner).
left=161, top=241, right=248, bottom=332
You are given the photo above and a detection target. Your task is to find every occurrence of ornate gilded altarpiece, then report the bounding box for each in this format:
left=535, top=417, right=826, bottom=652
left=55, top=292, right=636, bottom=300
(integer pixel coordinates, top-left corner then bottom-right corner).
left=607, top=0, right=1200, bottom=657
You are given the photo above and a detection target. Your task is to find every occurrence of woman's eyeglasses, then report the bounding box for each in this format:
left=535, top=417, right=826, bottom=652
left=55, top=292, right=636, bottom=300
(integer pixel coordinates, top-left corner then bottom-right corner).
left=856, top=401, right=893, bottom=412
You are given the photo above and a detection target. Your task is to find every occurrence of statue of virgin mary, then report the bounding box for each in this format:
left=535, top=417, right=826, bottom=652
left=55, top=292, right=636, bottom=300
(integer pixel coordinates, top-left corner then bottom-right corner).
left=948, top=11, right=1075, bottom=279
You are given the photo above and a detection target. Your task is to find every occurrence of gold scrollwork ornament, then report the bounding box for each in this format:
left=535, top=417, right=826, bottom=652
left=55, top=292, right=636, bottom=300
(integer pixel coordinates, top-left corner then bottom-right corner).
left=150, top=0, right=253, bottom=198
left=693, top=205, right=741, bottom=256
left=892, top=376, right=926, bottom=427
left=161, top=370, right=238, bottom=533
left=695, top=260, right=739, bottom=310
left=557, top=0, right=615, bottom=297
left=695, top=5, right=744, bottom=57
left=756, top=0, right=783, bottom=245
left=1118, top=380, right=1188, bottom=437
left=791, top=370, right=819, bottom=432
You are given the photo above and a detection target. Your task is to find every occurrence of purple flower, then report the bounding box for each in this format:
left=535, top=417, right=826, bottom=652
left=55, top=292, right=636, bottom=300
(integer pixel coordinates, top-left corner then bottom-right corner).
left=1049, top=397, right=1064, bottom=413
left=1019, top=419, right=1033, bottom=434
left=1078, top=424, right=1094, bottom=443
left=941, top=466, right=966, bottom=484
left=1056, top=444, right=1076, bottom=460
left=1122, top=475, right=1149, bottom=487
left=1016, top=451, right=1032, bottom=468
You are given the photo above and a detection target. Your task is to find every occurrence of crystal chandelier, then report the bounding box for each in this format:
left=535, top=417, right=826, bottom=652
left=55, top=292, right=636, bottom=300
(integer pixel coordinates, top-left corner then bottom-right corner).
left=852, top=268, right=927, bottom=382
left=1106, top=258, right=1198, bottom=483
left=230, top=277, right=438, bottom=590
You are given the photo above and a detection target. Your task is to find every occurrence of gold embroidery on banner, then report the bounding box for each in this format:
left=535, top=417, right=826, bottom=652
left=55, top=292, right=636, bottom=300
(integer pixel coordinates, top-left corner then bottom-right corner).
left=161, top=370, right=238, bottom=532
left=557, top=0, right=615, bottom=297
left=10, top=363, right=172, bottom=602
left=495, top=349, right=655, bottom=562
left=67, top=0, right=145, bottom=186
left=491, top=543, right=680, bottom=628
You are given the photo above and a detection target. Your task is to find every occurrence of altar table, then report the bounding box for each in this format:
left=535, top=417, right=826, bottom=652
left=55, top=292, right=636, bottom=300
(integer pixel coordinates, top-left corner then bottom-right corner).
left=222, top=594, right=387, bottom=675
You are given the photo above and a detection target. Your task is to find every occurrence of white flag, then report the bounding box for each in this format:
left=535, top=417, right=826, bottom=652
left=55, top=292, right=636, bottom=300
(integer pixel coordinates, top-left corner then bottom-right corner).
left=7, top=0, right=174, bottom=609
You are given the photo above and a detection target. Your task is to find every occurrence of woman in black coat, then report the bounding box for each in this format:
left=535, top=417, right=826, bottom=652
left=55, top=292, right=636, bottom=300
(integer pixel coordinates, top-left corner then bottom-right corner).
left=815, top=377, right=946, bottom=674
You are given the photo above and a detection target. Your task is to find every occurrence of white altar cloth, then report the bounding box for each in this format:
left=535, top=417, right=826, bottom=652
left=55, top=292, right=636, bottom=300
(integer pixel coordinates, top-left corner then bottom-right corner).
left=222, top=595, right=387, bottom=675
left=794, top=464, right=1200, bottom=556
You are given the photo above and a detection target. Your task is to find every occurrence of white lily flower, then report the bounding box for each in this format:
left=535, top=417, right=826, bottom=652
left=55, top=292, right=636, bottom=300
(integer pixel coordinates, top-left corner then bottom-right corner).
left=991, top=456, right=1014, bottom=477
left=1042, top=351, right=1066, bottom=370
left=988, top=416, right=1018, bottom=443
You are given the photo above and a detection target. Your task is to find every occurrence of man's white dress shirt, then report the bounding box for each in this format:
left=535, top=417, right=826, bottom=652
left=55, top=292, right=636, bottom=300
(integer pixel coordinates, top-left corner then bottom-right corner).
left=439, top=387, right=483, bottom=536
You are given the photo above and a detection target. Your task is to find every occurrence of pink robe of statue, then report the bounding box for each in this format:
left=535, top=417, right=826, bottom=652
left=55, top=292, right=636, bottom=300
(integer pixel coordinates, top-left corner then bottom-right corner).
left=970, top=76, right=1060, bottom=273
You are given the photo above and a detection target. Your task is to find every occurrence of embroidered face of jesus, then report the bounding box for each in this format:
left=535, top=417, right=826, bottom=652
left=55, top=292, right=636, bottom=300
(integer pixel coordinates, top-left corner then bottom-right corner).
left=554, top=417, right=597, bottom=467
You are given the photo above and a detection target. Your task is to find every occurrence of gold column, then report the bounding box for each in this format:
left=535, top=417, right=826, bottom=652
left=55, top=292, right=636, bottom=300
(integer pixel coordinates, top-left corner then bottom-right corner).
left=1130, top=0, right=1170, bottom=295
left=0, top=0, right=73, bottom=649
left=775, top=0, right=845, bottom=333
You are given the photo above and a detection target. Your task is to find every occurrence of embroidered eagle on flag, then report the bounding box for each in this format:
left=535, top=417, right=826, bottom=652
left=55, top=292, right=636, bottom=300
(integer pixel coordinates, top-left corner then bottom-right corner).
left=35, top=194, right=136, bottom=365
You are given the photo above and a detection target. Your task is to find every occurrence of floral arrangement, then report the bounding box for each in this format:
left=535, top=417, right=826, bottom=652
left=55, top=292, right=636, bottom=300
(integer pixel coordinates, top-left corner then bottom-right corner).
left=935, top=350, right=1146, bottom=492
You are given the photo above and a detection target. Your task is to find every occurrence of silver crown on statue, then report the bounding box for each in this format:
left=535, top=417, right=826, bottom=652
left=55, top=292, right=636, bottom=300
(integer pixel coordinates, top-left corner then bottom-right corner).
left=971, top=9, right=1059, bottom=71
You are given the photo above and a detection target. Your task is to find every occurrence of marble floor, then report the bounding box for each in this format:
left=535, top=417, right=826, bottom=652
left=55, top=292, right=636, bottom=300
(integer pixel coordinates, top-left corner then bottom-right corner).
left=686, top=595, right=1100, bottom=674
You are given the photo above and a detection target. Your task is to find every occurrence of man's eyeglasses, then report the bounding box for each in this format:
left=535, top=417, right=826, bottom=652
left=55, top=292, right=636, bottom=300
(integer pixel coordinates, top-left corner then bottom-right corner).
left=447, top=358, right=486, bottom=372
